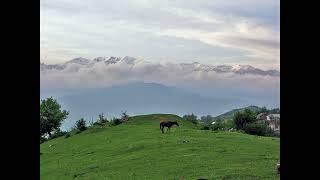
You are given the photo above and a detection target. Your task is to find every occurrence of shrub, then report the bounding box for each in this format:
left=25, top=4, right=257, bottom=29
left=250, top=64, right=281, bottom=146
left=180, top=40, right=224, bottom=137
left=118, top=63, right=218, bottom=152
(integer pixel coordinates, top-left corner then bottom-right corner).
left=40, top=136, right=47, bottom=144
left=98, top=113, right=109, bottom=124
left=111, top=118, right=122, bottom=126
left=75, top=118, right=87, bottom=132
left=233, top=109, right=256, bottom=130
left=120, top=111, right=129, bottom=122
left=100, top=119, right=108, bottom=124
left=93, top=121, right=102, bottom=126
left=243, top=122, right=270, bottom=136
left=88, top=119, right=95, bottom=127
left=49, top=129, right=67, bottom=140
left=211, top=122, right=223, bottom=131
left=201, top=125, right=210, bottom=130
left=183, top=113, right=198, bottom=124
left=64, top=133, right=71, bottom=138
left=200, top=115, right=213, bottom=124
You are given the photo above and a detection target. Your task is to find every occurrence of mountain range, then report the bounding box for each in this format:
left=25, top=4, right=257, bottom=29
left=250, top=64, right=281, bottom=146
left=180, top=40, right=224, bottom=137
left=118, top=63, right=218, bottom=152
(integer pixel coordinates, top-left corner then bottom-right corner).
left=40, top=56, right=279, bottom=77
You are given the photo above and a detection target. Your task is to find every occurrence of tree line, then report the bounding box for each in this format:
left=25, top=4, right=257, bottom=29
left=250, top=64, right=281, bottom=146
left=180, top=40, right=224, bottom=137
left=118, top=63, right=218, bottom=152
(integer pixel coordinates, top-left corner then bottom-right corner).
left=40, top=97, right=130, bottom=143
left=182, top=107, right=279, bottom=137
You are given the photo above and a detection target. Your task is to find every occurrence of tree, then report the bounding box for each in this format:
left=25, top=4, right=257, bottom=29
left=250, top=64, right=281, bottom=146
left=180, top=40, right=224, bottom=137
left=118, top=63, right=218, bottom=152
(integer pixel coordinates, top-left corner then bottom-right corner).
left=200, top=115, right=213, bottom=124
left=111, top=118, right=122, bottom=126
left=183, top=113, right=198, bottom=124
left=260, top=106, right=268, bottom=113
left=120, top=111, right=129, bottom=122
left=40, top=97, right=69, bottom=138
left=98, top=113, right=108, bottom=123
left=243, top=122, right=271, bottom=136
left=75, top=118, right=87, bottom=131
left=233, top=109, right=256, bottom=130
left=269, top=108, right=280, bottom=114
left=211, top=121, right=223, bottom=131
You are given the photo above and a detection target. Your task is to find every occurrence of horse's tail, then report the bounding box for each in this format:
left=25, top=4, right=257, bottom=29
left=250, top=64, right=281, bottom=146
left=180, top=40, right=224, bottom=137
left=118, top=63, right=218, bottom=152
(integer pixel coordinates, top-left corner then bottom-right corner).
left=160, top=123, right=162, bottom=129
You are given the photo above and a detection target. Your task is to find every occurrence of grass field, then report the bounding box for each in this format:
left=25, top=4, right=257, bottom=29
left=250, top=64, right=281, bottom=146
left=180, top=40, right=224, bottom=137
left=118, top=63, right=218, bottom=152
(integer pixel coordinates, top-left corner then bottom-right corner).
left=40, top=114, right=280, bottom=179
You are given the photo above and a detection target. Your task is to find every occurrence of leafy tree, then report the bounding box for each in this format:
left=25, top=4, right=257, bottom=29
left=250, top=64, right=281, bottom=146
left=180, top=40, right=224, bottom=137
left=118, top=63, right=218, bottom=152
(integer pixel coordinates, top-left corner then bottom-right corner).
left=120, top=111, right=129, bottom=122
left=259, top=106, right=268, bottom=114
left=183, top=113, right=198, bottom=124
left=224, top=119, right=235, bottom=129
left=211, top=121, right=223, bottom=131
left=269, top=108, right=280, bottom=114
left=201, top=125, right=210, bottom=130
left=200, top=115, right=213, bottom=124
left=98, top=113, right=108, bottom=123
left=40, top=97, right=69, bottom=138
left=75, top=118, right=87, bottom=132
left=233, top=109, right=256, bottom=130
left=111, top=118, right=122, bottom=126
left=243, top=122, right=271, bottom=136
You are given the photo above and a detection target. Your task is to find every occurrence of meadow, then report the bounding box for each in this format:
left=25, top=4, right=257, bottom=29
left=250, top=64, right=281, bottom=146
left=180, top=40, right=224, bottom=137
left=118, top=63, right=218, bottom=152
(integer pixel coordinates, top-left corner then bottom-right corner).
left=40, top=114, right=280, bottom=179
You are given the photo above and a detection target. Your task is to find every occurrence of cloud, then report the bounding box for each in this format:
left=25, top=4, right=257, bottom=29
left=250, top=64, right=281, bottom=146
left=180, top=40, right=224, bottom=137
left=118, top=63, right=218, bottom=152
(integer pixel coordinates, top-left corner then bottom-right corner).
left=40, top=60, right=280, bottom=99
left=156, top=19, right=279, bottom=63
left=40, top=0, right=279, bottom=68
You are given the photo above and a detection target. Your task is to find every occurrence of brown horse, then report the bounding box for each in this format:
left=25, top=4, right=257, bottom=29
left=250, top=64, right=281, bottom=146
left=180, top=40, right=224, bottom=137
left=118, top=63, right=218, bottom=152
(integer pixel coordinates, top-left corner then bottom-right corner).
left=160, top=120, right=179, bottom=133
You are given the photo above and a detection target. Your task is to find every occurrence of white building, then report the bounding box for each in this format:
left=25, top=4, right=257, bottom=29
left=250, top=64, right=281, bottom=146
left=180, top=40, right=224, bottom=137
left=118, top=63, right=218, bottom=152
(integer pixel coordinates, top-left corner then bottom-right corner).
left=256, top=113, right=280, bottom=132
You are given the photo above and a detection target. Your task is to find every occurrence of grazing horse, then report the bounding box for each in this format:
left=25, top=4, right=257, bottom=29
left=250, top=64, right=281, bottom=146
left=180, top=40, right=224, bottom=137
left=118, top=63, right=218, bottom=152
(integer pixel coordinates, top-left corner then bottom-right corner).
left=160, top=120, right=179, bottom=133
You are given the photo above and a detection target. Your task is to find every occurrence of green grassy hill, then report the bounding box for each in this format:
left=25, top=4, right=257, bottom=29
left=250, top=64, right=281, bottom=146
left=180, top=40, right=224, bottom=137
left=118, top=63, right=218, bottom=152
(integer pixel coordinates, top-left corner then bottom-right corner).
left=212, top=106, right=280, bottom=122
left=212, top=106, right=263, bottom=121
left=40, top=114, right=280, bottom=179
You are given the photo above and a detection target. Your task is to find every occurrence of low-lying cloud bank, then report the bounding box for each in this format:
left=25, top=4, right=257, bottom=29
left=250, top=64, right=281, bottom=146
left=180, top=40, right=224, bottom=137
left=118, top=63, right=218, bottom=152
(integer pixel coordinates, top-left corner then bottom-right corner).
left=40, top=57, right=279, bottom=96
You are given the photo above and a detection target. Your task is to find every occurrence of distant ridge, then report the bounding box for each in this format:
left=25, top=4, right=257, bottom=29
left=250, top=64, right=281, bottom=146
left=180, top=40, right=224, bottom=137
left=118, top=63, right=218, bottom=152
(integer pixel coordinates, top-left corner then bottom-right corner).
left=41, top=56, right=279, bottom=77
left=212, top=106, right=280, bottom=121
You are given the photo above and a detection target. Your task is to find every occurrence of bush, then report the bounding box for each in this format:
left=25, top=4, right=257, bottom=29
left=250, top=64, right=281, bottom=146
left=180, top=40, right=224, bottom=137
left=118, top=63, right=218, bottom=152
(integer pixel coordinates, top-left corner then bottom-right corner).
left=183, top=113, right=198, bottom=124
left=40, top=136, right=47, bottom=144
left=93, top=121, right=103, bottom=126
left=98, top=113, right=109, bottom=124
left=211, top=122, right=223, bottom=131
left=233, top=109, right=256, bottom=130
left=200, top=115, right=213, bottom=124
left=111, top=118, right=122, bottom=126
left=201, top=125, right=210, bottom=130
left=243, top=122, right=270, bottom=136
left=224, top=119, right=234, bottom=129
left=49, top=129, right=67, bottom=140
left=120, top=111, right=129, bottom=122
left=64, top=133, right=71, bottom=138
left=75, top=118, right=87, bottom=132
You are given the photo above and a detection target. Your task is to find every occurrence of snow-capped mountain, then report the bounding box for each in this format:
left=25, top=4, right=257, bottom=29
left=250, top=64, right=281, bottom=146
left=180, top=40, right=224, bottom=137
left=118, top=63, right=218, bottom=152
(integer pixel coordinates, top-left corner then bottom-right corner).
left=40, top=56, right=280, bottom=76
left=40, top=63, right=65, bottom=71
left=65, top=57, right=91, bottom=65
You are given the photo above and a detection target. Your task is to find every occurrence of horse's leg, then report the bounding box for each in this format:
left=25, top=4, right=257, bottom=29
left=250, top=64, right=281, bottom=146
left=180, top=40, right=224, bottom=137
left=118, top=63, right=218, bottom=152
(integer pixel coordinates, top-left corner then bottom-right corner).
left=161, top=127, right=164, bottom=133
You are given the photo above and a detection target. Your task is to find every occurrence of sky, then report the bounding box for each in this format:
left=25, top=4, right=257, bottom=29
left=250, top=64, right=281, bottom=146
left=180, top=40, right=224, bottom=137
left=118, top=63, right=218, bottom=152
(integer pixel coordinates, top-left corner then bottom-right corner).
left=40, top=0, right=280, bottom=70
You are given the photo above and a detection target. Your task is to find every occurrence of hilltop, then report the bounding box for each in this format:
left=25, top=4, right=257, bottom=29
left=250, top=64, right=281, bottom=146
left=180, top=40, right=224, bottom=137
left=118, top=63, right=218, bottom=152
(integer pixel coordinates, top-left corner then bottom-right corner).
left=40, top=114, right=280, bottom=179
